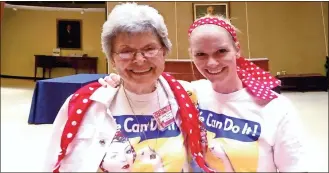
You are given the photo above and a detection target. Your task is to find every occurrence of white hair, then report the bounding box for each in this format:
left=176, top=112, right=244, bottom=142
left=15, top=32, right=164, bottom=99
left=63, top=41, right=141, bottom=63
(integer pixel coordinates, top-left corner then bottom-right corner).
left=101, top=2, right=172, bottom=60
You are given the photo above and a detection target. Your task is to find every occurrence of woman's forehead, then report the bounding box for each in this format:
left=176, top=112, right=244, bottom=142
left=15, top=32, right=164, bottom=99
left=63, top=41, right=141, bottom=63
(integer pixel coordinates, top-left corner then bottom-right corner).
left=116, top=31, right=157, bottom=39
left=190, top=26, right=233, bottom=47
left=190, top=24, right=231, bottom=40
left=113, top=31, right=161, bottom=47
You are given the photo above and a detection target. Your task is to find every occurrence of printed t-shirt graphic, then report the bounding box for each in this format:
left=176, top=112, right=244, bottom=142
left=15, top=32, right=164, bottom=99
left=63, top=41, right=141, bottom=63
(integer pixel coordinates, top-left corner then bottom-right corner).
left=199, top=109, right=260, bottom=172
left=192, top=80, right=282, bottom=172
left=101, top=86, right=189, bottom=172
left=99, top=130, right=136, bottom=172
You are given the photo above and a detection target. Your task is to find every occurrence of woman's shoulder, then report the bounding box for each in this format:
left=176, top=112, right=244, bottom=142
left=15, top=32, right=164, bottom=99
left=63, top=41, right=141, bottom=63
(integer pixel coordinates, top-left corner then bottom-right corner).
left=190, top=79, right=212, bottom=89
left=177, top=80, right=193, bottom=90
left=266, top=91, right=292, bottom=108
left=190, top=79, right=213, bottom=95
left=261, top=91, right=298, bottom=119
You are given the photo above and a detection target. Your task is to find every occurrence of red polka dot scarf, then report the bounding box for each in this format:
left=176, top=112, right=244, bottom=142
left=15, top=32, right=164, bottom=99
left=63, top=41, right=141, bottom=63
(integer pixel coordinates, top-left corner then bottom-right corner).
left=53, top=82, right=102, bottom=173
left=188, top=17, right=281, bottom=100
left=53, top=73, right=215, bottom=172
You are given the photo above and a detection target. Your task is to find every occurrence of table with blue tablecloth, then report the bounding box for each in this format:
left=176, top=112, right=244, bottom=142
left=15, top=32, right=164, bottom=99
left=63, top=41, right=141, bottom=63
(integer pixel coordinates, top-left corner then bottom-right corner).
left=28, top=74, right=107, bottom=124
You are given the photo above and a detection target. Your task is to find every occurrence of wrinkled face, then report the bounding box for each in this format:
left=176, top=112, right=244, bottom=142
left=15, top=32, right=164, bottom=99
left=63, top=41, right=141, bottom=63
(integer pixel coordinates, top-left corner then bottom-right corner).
left=189, top=25, right=238, bottom=86
left=111, top=31, right=165, bottom=87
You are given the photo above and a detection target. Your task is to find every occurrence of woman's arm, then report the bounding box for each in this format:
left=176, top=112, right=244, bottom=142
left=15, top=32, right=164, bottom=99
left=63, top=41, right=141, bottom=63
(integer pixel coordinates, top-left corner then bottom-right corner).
left=273, top=100, right=309, bottom=172
left=43, top=95, right=72, bottom=172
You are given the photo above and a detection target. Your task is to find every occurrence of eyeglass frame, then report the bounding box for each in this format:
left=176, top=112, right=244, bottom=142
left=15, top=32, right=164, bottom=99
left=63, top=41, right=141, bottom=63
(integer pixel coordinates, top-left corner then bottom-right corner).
left=112, top=47, right=164, bottom=60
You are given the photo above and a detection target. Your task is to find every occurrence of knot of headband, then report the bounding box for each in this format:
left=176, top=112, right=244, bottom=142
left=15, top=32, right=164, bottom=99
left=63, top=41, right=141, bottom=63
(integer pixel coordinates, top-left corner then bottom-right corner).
left=188, top=17, right=281, bottom=101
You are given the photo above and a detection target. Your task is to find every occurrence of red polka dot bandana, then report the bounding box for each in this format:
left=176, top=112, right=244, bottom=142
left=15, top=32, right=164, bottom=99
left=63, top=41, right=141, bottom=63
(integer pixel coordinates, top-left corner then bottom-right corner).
left=162, top=73, right=214, bottom=173
left=53, top=82, right=103, bottom=173
left=53, top=74, right=215, bottom=173
left=188, top=17, right=281, bottom=101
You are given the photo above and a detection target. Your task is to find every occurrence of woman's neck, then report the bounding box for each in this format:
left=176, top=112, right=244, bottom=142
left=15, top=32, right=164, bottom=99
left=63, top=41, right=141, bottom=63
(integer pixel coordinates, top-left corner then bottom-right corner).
left=212, top=75, right=243, bottom=94
left=123, top=81, right=157, bottom=95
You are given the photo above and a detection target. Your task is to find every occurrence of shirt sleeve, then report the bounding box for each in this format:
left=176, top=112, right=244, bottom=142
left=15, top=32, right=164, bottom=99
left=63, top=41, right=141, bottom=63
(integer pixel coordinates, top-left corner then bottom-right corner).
left=273, top=99, right=309, bottom=172
left=42, top=95, right=72, bottom=172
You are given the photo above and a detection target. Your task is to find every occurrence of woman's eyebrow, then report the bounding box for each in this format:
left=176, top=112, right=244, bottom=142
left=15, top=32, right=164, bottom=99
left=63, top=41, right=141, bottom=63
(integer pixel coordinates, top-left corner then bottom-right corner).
left=125, top=145, right=131, bottom=150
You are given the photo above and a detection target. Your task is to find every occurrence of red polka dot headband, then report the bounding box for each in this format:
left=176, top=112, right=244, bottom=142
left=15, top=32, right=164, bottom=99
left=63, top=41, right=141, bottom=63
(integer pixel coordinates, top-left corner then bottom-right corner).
left=188, top=17, right=281, bottom=100
left=189, top=17, right=241, bottom=50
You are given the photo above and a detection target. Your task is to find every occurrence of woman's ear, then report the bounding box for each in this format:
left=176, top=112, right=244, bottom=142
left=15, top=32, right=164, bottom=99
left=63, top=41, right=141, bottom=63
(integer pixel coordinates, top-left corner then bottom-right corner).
left=235, top=51, right=241, bottom=59
left=188, top=48, right=193, bottom=58
left=110, top=57, right=115, bottom=66
left=233, top=41, right=241, bottom=58
left=162, top=49, right=168, bottom=57
left=109, top=58, right=116, bottom=71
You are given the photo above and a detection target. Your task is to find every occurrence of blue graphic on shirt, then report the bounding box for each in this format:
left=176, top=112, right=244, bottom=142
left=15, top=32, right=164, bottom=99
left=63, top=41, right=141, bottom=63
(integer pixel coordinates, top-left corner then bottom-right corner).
left=113, top=115, right=181, bottom=143
left=198, top=109, right=261, bottom=142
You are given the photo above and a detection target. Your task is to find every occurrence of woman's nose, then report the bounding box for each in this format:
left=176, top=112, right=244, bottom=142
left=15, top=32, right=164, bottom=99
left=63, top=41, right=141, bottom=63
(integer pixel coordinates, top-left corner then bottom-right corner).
left=117, top=152, right=127, bottom=162
left=207, top=57, right=219, bottom=67
left=133, top=52, right=146, bottom=65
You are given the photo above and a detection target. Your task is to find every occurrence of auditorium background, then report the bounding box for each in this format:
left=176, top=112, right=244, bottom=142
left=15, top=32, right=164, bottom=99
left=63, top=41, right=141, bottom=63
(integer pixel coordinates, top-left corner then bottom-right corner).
left=1, top=2, right=328, bottom=79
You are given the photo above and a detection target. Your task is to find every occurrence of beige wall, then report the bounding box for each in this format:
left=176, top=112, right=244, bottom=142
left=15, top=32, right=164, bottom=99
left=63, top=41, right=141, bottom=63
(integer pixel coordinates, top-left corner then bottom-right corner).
left=1, top=2, right=327, bottom=77
left=1, top=8, right=106, bottom=77
left=107, top=1, right=328, bottom=75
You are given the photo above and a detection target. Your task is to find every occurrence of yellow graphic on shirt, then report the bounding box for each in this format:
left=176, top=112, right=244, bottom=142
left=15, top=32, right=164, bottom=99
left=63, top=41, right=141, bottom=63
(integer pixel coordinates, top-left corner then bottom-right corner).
left=199, top=109, right=260, bottom=172
left=205, top=132, right=259, bottom=172
left=130, top=134, right=187, bottom=172
left=113, top=115, right=188, bottom=172
left=186, top=90, right=198, bottom=106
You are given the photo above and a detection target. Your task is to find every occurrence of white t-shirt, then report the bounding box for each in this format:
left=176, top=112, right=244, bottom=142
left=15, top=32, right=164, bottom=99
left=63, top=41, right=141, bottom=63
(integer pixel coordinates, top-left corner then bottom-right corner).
left=100, top=84, right=189, bottom=172
left=190, top=79, right=308, bottom=172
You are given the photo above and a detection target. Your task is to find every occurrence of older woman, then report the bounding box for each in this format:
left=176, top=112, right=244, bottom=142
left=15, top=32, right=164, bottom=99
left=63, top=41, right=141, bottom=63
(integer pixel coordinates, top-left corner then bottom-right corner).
left=43, top=3, right=213, bottom=172
left=100, top=14, right=308, bottom=172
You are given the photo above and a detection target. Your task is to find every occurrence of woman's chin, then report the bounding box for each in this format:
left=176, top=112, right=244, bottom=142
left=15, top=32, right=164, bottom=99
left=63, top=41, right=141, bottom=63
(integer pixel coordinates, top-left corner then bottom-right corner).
left=117, top=168, right=130, bottom=172
left=203, top=67, right=229, bottom=83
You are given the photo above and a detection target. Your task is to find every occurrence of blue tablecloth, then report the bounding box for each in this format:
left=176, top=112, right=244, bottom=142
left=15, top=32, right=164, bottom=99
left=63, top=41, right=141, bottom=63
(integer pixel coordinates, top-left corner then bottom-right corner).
left=28, top=74, right=108, bottom=124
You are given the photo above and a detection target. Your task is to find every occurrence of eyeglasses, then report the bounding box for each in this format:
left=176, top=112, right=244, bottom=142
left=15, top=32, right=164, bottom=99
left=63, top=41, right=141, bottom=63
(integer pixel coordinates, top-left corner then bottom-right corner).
left=113, top=47, right=163, bottom=60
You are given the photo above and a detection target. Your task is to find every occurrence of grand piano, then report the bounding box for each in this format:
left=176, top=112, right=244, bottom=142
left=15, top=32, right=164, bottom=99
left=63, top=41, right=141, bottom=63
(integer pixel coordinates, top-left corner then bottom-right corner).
left=34, top=55, right=98, bottom=81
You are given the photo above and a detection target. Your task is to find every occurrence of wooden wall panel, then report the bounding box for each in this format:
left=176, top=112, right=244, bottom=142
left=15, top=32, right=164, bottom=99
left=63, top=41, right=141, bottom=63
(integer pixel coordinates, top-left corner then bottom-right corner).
left=0, top=2, right=4, bottom=64
left=165, top=58, right=269, bottom=82
left=106, top=2, right=328, bottom=76
left=0, top=2, right=4, bottom=24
